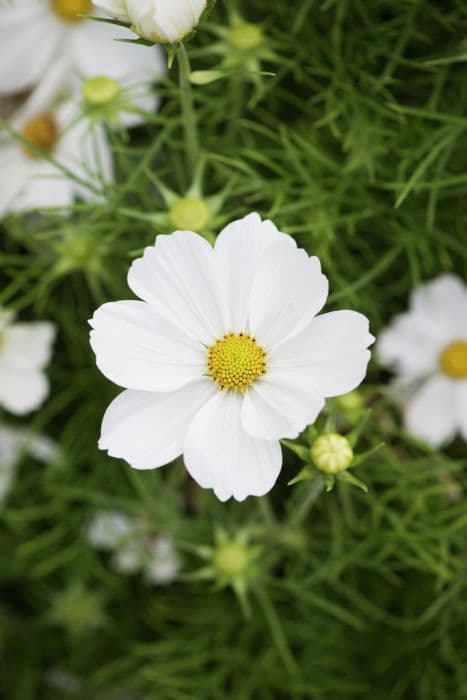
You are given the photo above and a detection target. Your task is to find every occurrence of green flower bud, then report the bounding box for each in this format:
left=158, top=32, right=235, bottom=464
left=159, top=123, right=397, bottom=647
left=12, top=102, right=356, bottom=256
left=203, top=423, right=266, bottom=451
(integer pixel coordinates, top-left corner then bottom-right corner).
left=336, top=390, right=364, bottom=413
left=228, top=22, right=263, bottom=52
left=169, top=197, right=210, bottom=233
left=213, top=542, right=250, bottom=578
left=311, top=433, right=354, bottom=474
left=82, top=76, right=120, bottom=106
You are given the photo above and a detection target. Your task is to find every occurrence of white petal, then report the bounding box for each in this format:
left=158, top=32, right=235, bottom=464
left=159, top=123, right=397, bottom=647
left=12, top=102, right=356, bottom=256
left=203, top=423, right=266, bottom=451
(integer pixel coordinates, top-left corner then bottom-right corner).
left=72, top=18, right=165, bottom=79
left=248, top=243, right=328, bottom=349
left=128, top=231, right=224, bottom=344
left=410, top=274, right=467, bottom=340
left=9, top=162, right=75, bottom=212
left=214, top=213, right=296, bottom=333
left=0, top=4, right=62, bottom=95
left=0, top=367, right=49, bottom=415
left=99, top=380, right=215, bottom=469
left=241, top=370, right=325, bottom=440
left=0, top=145, right=27, bottom=218
left=405, top=376, right=457, bottom=447
left=11, top=60, right=71, bottom=129
left=269, top=310, right=374, bottom=397
left=377, top=312, right=441, bottom=379
left=1, top=322, right=55, bottom=370
left=89, top=300, right=205, bottom=391
left=455, top=381, right=467, bottom=442
left=92, top=0, right=131, bottom=22
left=184, top=391, right=282, bottom=501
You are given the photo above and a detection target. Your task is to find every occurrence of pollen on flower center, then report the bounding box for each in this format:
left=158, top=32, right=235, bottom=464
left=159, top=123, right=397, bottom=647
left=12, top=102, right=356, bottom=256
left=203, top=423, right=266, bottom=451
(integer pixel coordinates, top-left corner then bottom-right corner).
left=50, top=0, right=91, bottom=22
left=21, top=115, right=59, bottom=158
left=207, top=332, right=267, bottom=392
left=439, top=340, right=467, bottom=379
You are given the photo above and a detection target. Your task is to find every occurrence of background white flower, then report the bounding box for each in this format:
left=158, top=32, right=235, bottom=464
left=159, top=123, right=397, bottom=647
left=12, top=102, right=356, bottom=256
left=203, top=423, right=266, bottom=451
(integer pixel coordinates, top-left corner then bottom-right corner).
left=0, top=425, right=57, bottom=506
left=90, top=213, right=373, bottom=501
left=0, top=96, right=113, bottom=216
left=378, top=274, right=467, bottom=447
left=145, top=535, right=181, bottom=585
left=0, top=309, right=55, bottom=415
left=85, top=510, right=135, bottom=550
left=0, top=0, right=165, bottom=128
left=94, top=0, right=208, bottom=44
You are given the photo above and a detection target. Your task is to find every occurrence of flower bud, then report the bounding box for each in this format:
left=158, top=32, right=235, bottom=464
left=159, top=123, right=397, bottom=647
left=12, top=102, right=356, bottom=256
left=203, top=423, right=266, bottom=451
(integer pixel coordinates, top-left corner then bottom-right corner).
left=213, top=542, right=250, bottom=578
left=82, top=76, right=120, bottom=106
left=228, top=22, right=263, bottom=52
left=169, top=197, right=210, bottom=233
left=95, top=0, right=208, bottom=43
left=310, top=433, right=354, bottom=474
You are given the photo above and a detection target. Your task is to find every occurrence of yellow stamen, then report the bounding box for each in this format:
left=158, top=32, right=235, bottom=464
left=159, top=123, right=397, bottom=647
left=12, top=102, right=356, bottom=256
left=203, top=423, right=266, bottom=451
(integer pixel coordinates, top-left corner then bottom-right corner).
left=50, top=0, right=91, bottom=22
left=207, top=332, right=266, bottom=392
left=439, top=340, right=467, bottom=379
left=21, top=115, right=59, bottom=158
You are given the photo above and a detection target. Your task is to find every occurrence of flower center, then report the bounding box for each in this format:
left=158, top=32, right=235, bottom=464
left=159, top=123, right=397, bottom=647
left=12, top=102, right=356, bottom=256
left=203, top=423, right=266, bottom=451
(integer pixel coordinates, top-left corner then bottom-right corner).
left=207, top=332, right=266, bottom=392
left=439, top=340, right=467, bottom=379
left=228, top=22, right=263, bottom=51
left=213, top=543, right=249, bottom=577
left=169, top=197, right=210, bottom=234
left=50, top=0, right=91, bottom=22
left=82, top=76, right=121, bottom=106
left=21, top=115, right=59, bottom=158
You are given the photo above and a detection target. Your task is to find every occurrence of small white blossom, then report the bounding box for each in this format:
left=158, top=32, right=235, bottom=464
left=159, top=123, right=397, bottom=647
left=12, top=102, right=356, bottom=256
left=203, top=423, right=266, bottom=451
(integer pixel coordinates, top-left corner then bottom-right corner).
left=95, top=0, right=207, bottom=43
left=85, top=510, right=135, bottom=550
left=0, top=310, right=55, bottom=415
left=90, top=213, right=373, bottom=501
left=145, top=535, right=181, bottom=585
left=378, top=274, right=467, bottom=447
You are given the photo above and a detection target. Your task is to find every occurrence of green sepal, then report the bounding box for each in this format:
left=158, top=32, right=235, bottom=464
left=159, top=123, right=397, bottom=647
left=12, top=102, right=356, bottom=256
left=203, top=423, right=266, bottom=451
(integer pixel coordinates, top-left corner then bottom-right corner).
left=337, top=470, right=369, bottom=493
left=281, top=440, right=310, bottom=463
left=288, top=465, right=316, bottom=486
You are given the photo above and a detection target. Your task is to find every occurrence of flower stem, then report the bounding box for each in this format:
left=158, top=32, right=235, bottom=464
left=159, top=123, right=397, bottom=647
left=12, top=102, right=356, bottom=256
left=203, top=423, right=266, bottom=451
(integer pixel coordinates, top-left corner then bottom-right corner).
left=177, top=43, right=200, bottom=174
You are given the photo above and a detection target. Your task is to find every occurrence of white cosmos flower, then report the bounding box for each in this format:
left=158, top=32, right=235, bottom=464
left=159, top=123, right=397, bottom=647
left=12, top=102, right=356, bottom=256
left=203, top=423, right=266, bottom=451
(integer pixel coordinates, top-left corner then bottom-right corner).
left=0, top=0, right=165, bottom=128
left=95, top=0, right=208, bottom=43
left=0, top=309, right=55, bottom=415
left=0, top=96, right=112, bottom=216
left=90, top=213, right=374, bottom=501
left=378, top=274, right=467, bottom=447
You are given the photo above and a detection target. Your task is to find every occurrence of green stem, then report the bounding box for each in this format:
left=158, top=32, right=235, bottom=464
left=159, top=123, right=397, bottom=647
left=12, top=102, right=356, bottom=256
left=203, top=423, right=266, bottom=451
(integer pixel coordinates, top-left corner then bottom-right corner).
left=290, top=479, right=324, bottom=528
left=177, top=43, right=200, bottom=173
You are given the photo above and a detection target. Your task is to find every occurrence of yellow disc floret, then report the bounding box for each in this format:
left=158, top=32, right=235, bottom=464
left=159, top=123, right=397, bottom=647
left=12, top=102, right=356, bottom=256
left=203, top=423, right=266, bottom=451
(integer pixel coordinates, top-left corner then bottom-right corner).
left=207, top=332, right=267, bottom=392
left=21, top=115, right=59, bottom=158
left=50, top=0, right=91, bottom=22
left=439, top=340, right=467, bottom=379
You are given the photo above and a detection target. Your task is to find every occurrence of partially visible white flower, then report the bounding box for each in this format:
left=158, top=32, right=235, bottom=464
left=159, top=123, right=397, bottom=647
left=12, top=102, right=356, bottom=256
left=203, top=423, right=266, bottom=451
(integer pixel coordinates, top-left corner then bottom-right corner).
left=0, top=425, right=57, bottom=505
left=144, top=535, right=181, bottom=585
left=94, top=0, right=208, bottom=43
left=378, top=274, right=467, bottom=447
left=0, top=1, right=165, bottom=128
left=85, top=510, right=135, bottom=550
left=0, top=311, right=55, bottom=415
left=0, top=91, right=114, bottom=217
left=90, top=212, right=374, bottom=502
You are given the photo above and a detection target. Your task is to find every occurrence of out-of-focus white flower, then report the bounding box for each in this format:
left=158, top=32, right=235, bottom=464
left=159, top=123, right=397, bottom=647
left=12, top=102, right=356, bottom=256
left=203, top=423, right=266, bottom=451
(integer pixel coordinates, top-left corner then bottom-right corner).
left=90, top=212, right=374, bottom=501
left=95, top=0, right=207, bottom=43
left=0, top=76, right=115, bottom=215
left=0, top=1, right=165, bottom=129
left=145, top=535, right=181, bottom=585
left=0, top=310, right=55, bottom=415
left=378, top=274, right=467, bottom=447
left=85, top=510, right=135, bottom=550
left=0, top=425, right=57, bottom=506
